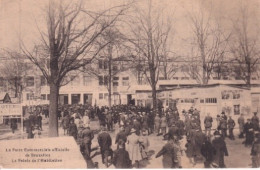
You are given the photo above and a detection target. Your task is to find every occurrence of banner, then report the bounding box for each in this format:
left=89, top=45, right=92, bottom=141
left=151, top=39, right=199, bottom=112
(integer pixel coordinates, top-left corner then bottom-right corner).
left=0, top=104, right=22, bottom=116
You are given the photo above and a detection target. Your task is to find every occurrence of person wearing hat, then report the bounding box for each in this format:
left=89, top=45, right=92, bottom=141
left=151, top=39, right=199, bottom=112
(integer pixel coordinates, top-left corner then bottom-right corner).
left=238, top=114, right=245, bottom=138
left=244, top=118, right=254, bottom=147
left=115, top=126, right=127, bottom=149
left=201, top=137, right=216, bottom=168
left=219, top=117, right=228, bottom=138
left=251, top=112, right=259, bottom=131
left=105, top=111, right=113, bottom=131
left=126, top=128, right=142, bottom=168
left=68, top=118, right=78, bottom=140
left=112, top=140, right=132, bottom=168
left=81, top=124, right=94, bottom=159
left=204, top=113, right=213, bottom=138
left=97, top=126, right=112, bottom=166
left=227, top=116, right=236, bottom=140
left=251, top=131, right=260, bottom=168
left=212, top=130, right=228, bottom=168
left=133, top=118, right=141, bottom=136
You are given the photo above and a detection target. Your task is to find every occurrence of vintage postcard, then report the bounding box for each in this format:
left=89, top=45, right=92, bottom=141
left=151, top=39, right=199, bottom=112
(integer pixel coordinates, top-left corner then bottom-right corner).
left=0, top=0, right=260, bottom=168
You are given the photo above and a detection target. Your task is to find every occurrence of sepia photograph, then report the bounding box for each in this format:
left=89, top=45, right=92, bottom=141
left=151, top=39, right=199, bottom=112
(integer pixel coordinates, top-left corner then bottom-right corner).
left=0, top=0, right=260, bottom=168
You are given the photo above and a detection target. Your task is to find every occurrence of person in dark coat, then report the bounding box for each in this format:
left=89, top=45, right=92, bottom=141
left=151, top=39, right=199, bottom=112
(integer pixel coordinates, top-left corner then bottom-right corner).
left=113, top=140, right=132, bottom=169
left=106, top=112, right=113, bottom=131
left=238, top=114, right=245, bottom=138
left=252, top=112, right=259, bottom=131
left=68, top=119, right=78, bottom=140
left=219, top=117, right=227, bottom=138
left=228, top=116, right=236, bottom=140
left=133, top=119, right=141, bottom=136
left=251, top=132, right=260, bottom=168
left=81, top=125, right=94, bottom=159
left=212, top=131, right=228, bottom=168
left=244, top=119, right=255, bottom=146
left=115, top=126, right=127, bottom=149
left=142, top=112, right=149, bottom=135
left=201, top=138, right=216, bottom=168
left=37, top=114, right=42, bottom=130
left=204, top=113, right=213, bottom=137
left=97, top=127, right=113, bottom=166
left=10, top=119, right=17, bottom=134
left=155, top=138, right=177, bottom=168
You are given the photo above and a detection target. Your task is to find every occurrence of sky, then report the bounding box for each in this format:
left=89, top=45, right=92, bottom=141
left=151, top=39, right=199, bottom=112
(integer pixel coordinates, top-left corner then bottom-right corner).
left=0, top=0, right=259, bottom=58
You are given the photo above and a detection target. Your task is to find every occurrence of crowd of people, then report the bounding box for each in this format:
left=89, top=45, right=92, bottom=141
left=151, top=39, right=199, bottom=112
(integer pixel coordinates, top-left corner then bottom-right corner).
left=9, top=104, right=260, bottom=168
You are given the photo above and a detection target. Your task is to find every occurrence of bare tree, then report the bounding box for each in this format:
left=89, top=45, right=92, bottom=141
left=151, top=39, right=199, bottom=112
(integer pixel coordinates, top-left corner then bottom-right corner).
left=229, top=3, right=260, bottom=86
left=127, top=0, right=172, bottom=110
left=84, top=28, right=134, bottom=107
left=21, top=0, right=128, bottom=137
left=186, top=1, right=230, bottom=84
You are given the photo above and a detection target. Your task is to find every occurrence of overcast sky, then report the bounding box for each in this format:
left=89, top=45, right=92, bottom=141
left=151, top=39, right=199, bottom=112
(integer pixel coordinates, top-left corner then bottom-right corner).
left=0, top=0, right=259, bottom=58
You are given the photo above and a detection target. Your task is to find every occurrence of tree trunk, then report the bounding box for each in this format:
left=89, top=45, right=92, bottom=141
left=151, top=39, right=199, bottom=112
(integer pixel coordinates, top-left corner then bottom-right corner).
left=48, top=82, right=59, bottom=137
left=151, top=82, right=157, bottom=111
left=108, top=46, right=112, bottom=108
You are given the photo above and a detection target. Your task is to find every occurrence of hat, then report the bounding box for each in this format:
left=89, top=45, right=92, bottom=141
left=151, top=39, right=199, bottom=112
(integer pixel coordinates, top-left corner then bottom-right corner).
left=213, top=131, right=221, bottom=136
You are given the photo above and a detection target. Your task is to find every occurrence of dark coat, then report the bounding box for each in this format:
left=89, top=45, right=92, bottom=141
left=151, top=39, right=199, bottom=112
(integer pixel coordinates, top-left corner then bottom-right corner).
left=82, top=128, right=94, bottom=144
left=113, top=148, right=132, bottom=168
left=98, top=132, right=112, bottom=151
left=68, top=123, right=78, bottom=137
left=201, top=140, right=216, bottom=162
left=133, top=120, right=141, bottom=135
left=244, top=122, right=254, bottom=145
left=252, top=115, right=259, bottom=131
left=212, top=137, right=228, bottom=168
left=204, top=116, right=213, bottom=128
left=115, top=130, right=127, bottom=144
left=227, top=118, right=235, bottom=129
left=156, top=141, right=177, bottom=168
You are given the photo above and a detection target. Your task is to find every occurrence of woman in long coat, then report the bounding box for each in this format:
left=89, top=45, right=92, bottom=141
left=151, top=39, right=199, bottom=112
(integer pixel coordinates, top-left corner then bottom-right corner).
left=126, top=128, right=142, bottom=168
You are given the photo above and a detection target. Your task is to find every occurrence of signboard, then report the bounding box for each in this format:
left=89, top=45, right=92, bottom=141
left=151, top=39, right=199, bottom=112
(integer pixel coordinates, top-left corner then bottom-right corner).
left=0, top=104, right=22, bottom=116
left=0, top=137, right=86, bottom=168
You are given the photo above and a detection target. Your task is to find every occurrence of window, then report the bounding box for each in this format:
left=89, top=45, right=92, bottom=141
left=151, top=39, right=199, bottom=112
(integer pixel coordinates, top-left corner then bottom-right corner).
left=83, top=76, right=91, bottom=86
left=233, top=91, right=240, bottom=99
left=99, top=93, right=103, bottom=99
left=172, top=77, right=178, bottom=80
left=113, top=77, right=119, bottom=81
left=200, top=99, right=204, bottom=103
left=99, top=59, right=108, bottom=69
left=113, top=82, right=119, bottom=86
left=222, top=91, right=230, bottom=99
left=41, top=94, right=46, bottom=100
left=98, top=76, right=103, bottom=85
left=159, top=77, right=165, bottom=80
left=26, top=76, right=34, bottom=87
left=234, top=105, right=240, bottom=115
left=40, top=76, right=47, bottom=86
left=205, top=98, right=217, bottom=103
left=122, top=77, right=129, bottom=86
left=98, top=60, right=103, bottom=69
left=47, top=94, right=50, bottom=100
left=26, top=93, right=34, bottom=100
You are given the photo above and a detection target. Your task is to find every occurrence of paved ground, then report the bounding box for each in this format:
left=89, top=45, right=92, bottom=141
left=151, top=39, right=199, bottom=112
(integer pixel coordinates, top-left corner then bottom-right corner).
left=0, top=117, right=252, bottom=168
